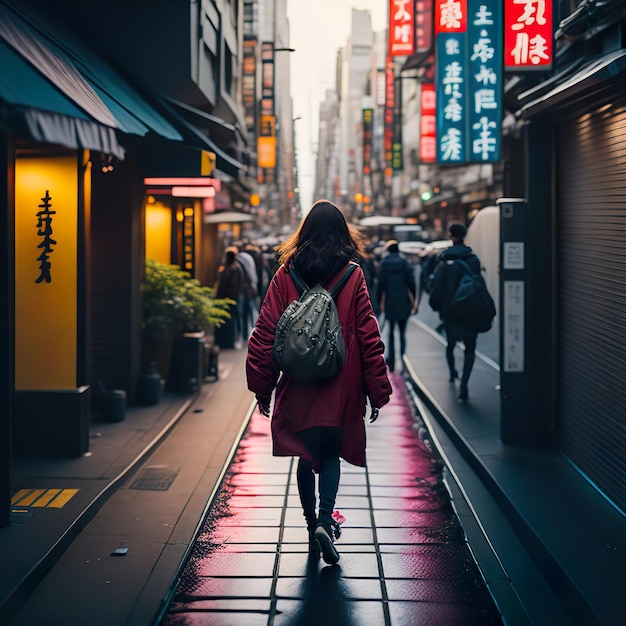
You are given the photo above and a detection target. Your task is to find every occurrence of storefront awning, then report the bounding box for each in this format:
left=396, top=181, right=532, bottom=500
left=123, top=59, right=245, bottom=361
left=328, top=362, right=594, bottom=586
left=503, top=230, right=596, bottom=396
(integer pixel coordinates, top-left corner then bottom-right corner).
left=168, top=98, right=247, bottom=146
left=0, top=2, right=183, bottom=158
left=519, top=49, right=626, bottom=119
left=155, top=100, right=248, bottom=179
left=0, top=2, right=251, bottom=184
left=0, top=36, right=125, bottom=159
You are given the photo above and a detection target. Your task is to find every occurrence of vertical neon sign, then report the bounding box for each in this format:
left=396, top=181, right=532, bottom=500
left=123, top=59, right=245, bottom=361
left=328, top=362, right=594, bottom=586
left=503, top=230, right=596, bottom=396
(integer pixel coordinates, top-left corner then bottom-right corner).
left=434, top=0, right=502, bottom=163
left=389, top=0, right=416, bottom=56
left=504, top=0, right=553, bottom=69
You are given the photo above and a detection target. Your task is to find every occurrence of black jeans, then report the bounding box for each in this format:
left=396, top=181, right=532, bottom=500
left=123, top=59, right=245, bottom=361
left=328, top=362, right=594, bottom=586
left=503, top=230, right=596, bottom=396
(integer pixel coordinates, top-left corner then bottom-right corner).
left=386, top=318, right=408, bottom=370
left=296, top=427, right=343, bottom=529
left=444, top=323, right=477, bottom=392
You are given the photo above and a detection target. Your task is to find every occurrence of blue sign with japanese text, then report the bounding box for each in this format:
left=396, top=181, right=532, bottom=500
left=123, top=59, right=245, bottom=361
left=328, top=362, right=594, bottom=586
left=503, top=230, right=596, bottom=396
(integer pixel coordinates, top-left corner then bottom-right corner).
left=435, top=0, right=502, bottom=164
left=467, top=0, right=502, bottom=162
left=436, top=33, right=467, bottom=163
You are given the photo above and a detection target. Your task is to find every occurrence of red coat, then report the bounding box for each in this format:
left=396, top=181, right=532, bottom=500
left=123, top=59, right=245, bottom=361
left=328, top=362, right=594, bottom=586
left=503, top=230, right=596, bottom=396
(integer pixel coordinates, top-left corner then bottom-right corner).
left=246, top=263, right=392, bottom=468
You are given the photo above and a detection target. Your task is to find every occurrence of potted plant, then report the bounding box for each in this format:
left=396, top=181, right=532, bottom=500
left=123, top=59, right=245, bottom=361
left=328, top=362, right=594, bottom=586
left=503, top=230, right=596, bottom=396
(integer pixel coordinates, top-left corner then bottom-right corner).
left=140, top=259, right=233, bottom=401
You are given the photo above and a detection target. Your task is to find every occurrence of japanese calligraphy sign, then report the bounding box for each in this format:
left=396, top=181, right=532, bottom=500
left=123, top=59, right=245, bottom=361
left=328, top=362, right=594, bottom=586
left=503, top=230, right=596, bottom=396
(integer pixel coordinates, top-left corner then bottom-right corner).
left=15, top=155, right=79, bottom=390
left=420, top=83, right=437, bottom=162
left=415, top=0, right=434, bottom=54
left=389, top=0, right=415, bottom=56
left=258, top=115, right=276, bottom=169
left=504, top=0, right=553, bottom=69
left=242, top=40, right=257, bottom=134
left=384, top=56, right=395, bottom=166
left=35, top=190, right=56, bottom=284
left=363, top=108, right=373, bottom=177
left=435, top=0, right=467, bottom=33
left=436, top=31, right=467, bottom=161
left=392, top=76, right=404, bottom=170
left=468, top=1, right=502, bottom=161
left=434, top=0, right=502, bottom=163
left=260, top=42, right=275, bottom=116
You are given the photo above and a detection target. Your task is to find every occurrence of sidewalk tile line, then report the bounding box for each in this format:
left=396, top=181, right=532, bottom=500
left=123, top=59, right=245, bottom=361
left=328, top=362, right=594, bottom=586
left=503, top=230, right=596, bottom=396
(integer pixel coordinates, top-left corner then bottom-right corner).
left=365, top=449, right=392, bottom=626
left=267, top=455, right=295, bottom=626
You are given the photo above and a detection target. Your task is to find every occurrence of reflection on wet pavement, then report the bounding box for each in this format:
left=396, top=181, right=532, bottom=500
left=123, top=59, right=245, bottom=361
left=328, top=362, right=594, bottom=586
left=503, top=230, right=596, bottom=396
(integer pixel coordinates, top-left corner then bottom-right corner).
left=162, top=374, right=503, bottom=625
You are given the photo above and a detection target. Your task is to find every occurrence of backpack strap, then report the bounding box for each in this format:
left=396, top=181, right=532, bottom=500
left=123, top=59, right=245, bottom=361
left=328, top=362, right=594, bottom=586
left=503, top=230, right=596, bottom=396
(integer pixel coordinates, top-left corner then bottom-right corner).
left=290, top=263, right=358, bottom=298
left=455, top=258, right=475, bottom=276
left=329, top=263, right=358, bottom=298
left=288, top=268, right=309, bottom=296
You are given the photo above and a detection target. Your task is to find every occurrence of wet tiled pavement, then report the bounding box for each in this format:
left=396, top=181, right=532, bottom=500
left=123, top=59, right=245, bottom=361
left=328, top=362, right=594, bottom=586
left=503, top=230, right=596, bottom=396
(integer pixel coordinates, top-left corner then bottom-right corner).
left=5, top=317, right=623, bottom=624
left=161, top=374, right=503, bottom=625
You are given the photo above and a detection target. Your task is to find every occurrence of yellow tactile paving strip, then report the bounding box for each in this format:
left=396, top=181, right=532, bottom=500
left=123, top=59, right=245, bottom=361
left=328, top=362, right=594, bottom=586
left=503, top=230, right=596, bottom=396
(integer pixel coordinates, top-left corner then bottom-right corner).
left=11, top=488, right=79, bottom=509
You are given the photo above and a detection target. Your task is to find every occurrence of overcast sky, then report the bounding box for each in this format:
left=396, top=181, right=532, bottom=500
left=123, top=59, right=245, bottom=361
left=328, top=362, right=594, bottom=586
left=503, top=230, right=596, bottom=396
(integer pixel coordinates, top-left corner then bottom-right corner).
left=287, top=1, right=388, bottom=211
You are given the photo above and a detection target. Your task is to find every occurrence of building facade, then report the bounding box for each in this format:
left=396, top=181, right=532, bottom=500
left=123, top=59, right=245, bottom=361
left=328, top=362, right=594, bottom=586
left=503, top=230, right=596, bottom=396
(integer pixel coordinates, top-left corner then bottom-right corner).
left=1, top=0, right=296, bottom=526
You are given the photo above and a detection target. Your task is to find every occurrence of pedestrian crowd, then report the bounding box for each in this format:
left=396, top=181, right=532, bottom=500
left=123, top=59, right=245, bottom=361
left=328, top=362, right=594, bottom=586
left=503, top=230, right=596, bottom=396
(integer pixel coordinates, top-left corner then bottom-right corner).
left=213, top=241, right=275, bottom=349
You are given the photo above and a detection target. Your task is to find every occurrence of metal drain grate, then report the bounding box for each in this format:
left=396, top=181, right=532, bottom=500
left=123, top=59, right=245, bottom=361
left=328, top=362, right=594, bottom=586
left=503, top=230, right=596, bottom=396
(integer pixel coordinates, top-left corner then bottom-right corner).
left=130, top=465, right=179, bottom=491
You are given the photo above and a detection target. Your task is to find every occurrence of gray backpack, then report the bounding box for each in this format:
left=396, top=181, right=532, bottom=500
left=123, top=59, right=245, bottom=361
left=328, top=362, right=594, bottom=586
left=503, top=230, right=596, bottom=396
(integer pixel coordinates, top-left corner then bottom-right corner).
left=272, top=264, right=357, bottom=380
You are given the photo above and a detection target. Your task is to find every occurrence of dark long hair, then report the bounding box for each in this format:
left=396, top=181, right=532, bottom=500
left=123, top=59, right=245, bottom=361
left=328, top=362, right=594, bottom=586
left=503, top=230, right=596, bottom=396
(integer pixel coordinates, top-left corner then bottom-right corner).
left=277, top=199, right=365, bottom=286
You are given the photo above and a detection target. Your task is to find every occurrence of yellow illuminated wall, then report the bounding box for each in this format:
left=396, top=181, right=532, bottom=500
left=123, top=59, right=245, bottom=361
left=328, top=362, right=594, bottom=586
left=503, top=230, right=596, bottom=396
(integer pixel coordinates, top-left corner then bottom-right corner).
left=145, top=202, right=172, bottom=264
left=15, top=156, right=78, bottom=390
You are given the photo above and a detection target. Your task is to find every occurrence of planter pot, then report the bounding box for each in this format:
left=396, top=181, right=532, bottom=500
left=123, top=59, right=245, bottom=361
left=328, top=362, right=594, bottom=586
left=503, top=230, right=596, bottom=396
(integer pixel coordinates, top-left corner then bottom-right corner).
left=170, top=332, right=205, bottom=393
left=136, top=362, right=165, bottom=406
left=214, top=304, right=238, bottom=348
left=141, top=331, right=175, bottom=381
left=101, top=389, right=126, bottom=422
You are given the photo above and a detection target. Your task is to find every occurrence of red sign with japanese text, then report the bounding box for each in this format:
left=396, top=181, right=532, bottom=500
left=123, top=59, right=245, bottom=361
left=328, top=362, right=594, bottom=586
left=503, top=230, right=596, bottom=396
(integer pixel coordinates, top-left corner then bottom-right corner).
left=389, top=0, right=415, bottom=56
left=434, top=0, right=467, bottom=34
left=415, top=0, right=434, bottom=53
left=419, top=84, right=436, bottom=163
left=384, top=57, right=395, bottom=158
left=504, top=0, right=553, bottom=69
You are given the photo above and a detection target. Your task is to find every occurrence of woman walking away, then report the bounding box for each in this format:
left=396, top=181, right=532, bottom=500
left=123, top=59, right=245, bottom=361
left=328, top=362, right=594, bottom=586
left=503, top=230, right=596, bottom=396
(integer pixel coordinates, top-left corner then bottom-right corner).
left=246, top=199, right=392, bottom=565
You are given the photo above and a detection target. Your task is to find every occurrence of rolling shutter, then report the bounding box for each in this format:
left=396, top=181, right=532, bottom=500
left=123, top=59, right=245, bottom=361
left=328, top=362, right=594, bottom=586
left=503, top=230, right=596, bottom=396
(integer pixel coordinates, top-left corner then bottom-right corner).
left=556, top=97, right=626, bottom=513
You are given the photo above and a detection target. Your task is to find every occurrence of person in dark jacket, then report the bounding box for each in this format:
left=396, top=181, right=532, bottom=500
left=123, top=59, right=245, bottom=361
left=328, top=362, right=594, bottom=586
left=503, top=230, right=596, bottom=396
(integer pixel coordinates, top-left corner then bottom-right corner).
left=376, top=240, right=417, bottom=372
left=246, top=200, right=392, bottom=566
left=214, top=247, right=244, bottom=348
left=429, top=223, right=482, bottom=402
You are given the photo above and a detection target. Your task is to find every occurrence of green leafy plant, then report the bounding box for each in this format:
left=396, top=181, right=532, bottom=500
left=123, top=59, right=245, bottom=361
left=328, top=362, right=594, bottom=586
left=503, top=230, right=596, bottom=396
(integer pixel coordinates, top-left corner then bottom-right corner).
left=142, top=259, right=234, bottom=336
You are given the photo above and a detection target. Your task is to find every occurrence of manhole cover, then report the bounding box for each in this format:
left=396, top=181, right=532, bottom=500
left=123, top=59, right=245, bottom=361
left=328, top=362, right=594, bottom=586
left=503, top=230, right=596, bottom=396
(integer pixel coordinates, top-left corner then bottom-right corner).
left=130, top=465, right=179, bottom=491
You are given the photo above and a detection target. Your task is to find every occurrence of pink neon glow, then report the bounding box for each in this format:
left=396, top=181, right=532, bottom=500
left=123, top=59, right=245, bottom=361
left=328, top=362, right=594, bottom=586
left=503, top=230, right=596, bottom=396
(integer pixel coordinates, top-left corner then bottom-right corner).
left=143, top=177, right=221, bottom=191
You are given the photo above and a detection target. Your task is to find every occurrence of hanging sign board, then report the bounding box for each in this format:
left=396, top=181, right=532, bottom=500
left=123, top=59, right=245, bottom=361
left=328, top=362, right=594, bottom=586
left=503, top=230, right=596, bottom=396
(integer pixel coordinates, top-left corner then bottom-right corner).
left=504, top=0, right=553, bottom=69
left=420, top=83, right=436, bottom=163
left=434, top=0, right=502, bottom=163
left=389, top=0, right=415, bottom=56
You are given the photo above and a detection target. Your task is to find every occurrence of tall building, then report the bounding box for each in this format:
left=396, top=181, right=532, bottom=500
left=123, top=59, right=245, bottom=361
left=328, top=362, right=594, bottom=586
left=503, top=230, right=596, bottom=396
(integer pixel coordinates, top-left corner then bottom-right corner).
left=245, top=0, right=296, bottom=232
left=337, top=10, right=375, bottom=220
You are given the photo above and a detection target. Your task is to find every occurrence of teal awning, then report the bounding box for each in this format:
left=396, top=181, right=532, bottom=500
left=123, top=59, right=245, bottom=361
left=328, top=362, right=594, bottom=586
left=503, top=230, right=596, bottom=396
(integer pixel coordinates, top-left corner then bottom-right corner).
left=0, top=2, right=182, bottom=157
left=0, top=37, right=125, bottom=159
left=0, top=2, right=249, bottom=180
left=0, top=38, right=89, bottom=119
left=519, top=49, right=626, bottom=119
left=152, top=98, right=248, bottom=178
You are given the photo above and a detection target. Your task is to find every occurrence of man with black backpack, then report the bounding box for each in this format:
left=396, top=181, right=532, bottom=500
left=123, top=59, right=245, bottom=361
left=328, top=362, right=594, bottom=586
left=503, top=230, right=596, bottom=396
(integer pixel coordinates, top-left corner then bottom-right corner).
left=429, top=223, right=493, bottom=402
